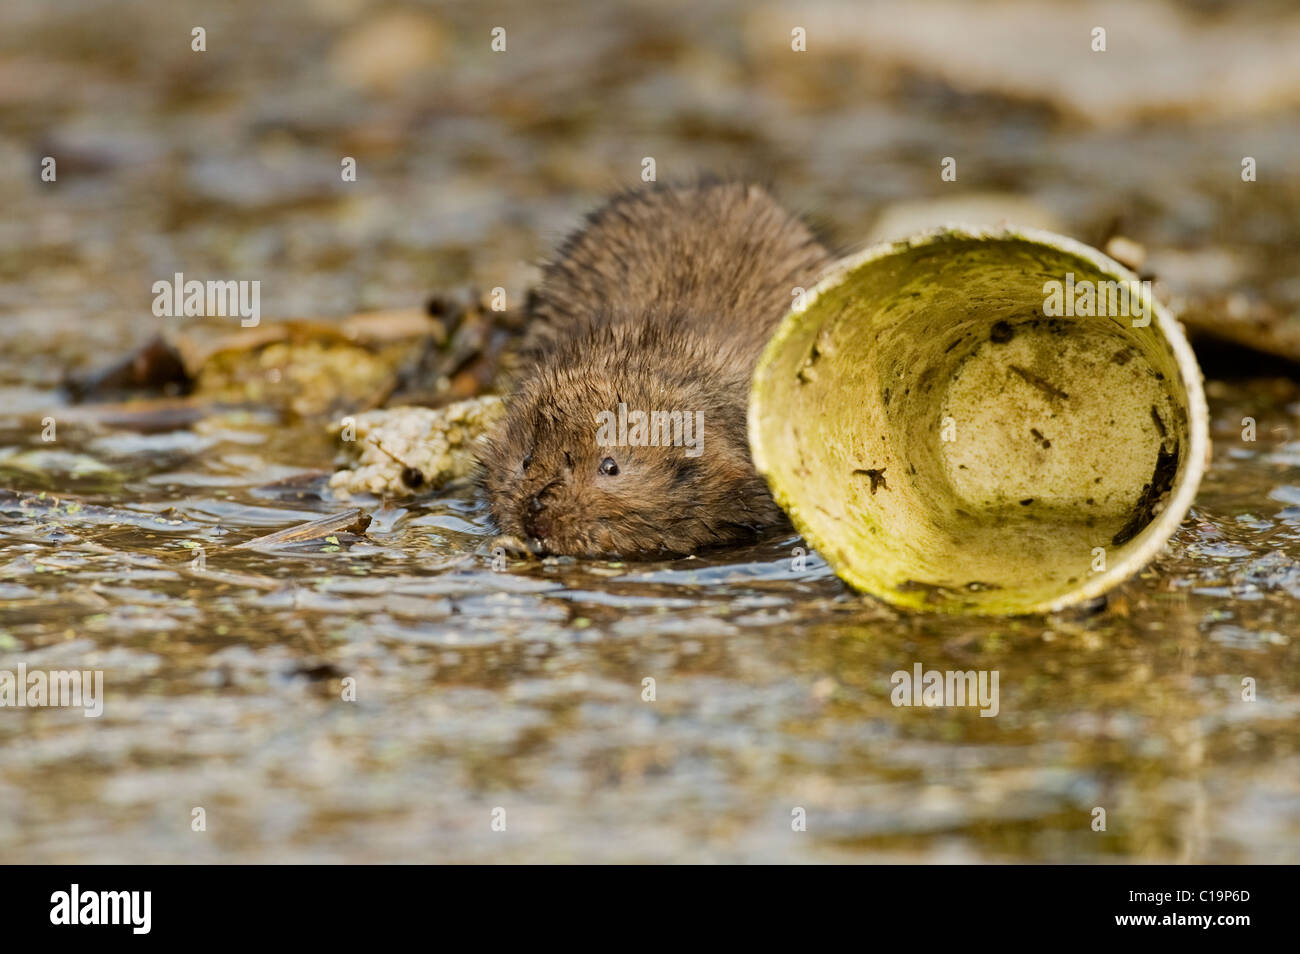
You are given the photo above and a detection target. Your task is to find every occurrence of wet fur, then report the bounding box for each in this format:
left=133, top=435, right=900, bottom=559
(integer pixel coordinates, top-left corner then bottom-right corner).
left=480, top=182, right=834, bottom=557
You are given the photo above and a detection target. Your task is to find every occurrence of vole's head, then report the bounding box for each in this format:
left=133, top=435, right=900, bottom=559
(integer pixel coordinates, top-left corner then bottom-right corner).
left=479, top=320, right=782, bottom=557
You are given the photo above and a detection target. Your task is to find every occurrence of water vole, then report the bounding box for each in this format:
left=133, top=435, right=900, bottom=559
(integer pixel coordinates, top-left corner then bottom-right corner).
left=480, top=182, right=834, bottom=557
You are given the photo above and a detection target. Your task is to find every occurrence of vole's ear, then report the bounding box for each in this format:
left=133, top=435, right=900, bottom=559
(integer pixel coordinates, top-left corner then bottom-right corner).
left=696, top=437, right=753, bottom=490
left=668, top=455, right=701, bottom=486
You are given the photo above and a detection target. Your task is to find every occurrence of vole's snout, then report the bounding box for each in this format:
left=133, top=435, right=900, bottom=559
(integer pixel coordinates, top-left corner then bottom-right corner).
left=521, top=477, right=562, bottom=543
left=524, top=493, right=550, bottom=540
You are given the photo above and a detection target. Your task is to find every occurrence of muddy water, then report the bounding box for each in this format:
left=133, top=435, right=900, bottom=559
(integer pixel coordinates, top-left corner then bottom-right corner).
left=1, top=0, right=1299, bottom=862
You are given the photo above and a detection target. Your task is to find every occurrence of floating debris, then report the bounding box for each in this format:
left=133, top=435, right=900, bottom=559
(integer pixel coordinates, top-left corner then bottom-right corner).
left=233, top=508, right=372, bottom=550
left=328, top=396, right=506, bottom=499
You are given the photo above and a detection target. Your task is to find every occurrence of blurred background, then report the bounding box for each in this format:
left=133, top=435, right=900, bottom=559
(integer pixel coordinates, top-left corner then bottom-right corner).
left=5, top=0, right=1300, bottom=372
left=1, top=0, right=1299, bottom=863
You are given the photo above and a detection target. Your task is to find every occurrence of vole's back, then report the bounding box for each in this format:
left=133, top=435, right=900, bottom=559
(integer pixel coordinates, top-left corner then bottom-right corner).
left=527, top=182, right=834, bottom=361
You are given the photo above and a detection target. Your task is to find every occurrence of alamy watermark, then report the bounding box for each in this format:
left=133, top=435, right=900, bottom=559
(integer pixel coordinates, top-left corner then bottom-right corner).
left=890, top=663, right=999, bottom=717
left=0, top=665, right=104, bottom=717
left=1043, top=272, right=1151, bottom=327
left=595, top=402, right=703, bottom=458
left=50, top=884, right=150, bottom=934
left=152, top=272, right=260, bottom=327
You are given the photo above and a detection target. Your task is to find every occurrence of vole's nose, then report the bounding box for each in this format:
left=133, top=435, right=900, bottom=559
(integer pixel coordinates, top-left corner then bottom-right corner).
left=524, top=479, right=560, bottom=539
left=524, top=492, right=550, bottom=539
left=524, top=515, right=548, bottom=541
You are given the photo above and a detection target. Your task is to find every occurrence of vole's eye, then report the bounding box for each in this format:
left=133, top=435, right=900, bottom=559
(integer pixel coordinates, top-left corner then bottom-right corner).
left=521, top=452, right=533, bottom=473
left=599, top=457, right=620, bottom=476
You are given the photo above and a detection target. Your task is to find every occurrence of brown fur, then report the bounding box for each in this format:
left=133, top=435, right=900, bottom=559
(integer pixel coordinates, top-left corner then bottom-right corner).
left=480, top=182, right=834, bottom=557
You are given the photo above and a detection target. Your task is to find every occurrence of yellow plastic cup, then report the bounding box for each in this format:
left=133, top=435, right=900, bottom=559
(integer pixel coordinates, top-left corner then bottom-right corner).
left=749, top=225, right=1210, bottom=615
